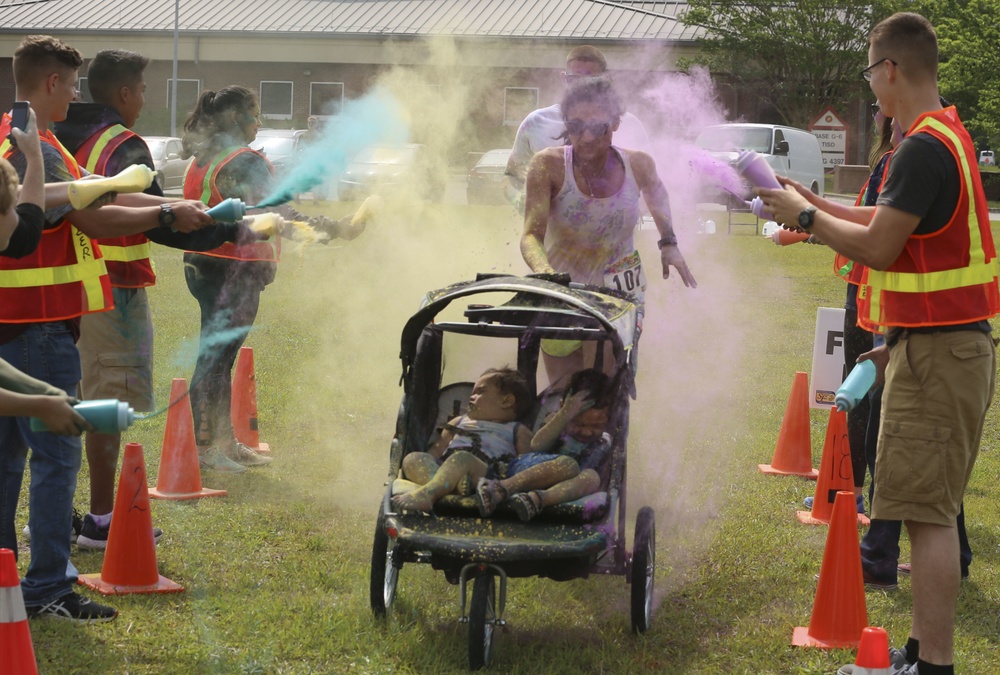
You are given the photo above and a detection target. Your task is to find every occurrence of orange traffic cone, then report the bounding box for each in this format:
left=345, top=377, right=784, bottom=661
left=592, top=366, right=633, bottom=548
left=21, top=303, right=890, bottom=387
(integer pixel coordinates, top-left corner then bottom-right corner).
left=798, top=408, right=870, bottom=526
left=853, top=626, right=892, bottom=674
left=80, top=444, right=184, bottom=595
left=793, top=491, right=868, bottom=648
left=759, top=371, right=818, bottom=478
left=231, top=346, right=270, bottom=454
left=149, top=378, right=227, bottom=500
left=0, top=548, right=37, bottom=675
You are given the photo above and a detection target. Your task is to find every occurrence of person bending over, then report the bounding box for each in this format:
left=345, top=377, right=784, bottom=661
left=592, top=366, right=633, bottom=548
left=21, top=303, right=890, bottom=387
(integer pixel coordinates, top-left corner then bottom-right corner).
left=392, top=367, right=533, bottom=513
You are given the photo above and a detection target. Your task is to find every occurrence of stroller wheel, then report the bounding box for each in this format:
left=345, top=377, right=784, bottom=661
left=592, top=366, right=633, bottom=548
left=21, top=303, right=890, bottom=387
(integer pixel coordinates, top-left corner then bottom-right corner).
left=630, top=506, right=655, bottom=634
left=370, top=504, right=402, bottom=618
left=468, top=573, right=497, bottom=669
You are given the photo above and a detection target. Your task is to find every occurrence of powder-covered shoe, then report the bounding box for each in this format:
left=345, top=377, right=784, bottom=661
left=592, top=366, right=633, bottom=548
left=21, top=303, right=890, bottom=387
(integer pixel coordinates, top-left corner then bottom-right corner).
left=198, top=445, right=247, bottom=473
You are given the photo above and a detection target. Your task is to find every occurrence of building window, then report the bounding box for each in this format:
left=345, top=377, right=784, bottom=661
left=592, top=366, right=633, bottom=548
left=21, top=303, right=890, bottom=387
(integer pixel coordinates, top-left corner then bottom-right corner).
left=310, top=82, right=344, bottom=117
left=77, top=77, right=92, bottom=103
left=167, top=79, right=201, bottom=117
left=260, top=81, right=293, bottom=120
left=504, top=87, right=538, bottom=126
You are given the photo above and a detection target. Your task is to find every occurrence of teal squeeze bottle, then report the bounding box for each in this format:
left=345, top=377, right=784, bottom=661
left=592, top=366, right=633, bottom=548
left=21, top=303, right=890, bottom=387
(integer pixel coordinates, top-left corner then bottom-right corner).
left=29, top=399, right=136, bottom=433
left=835, top=360, right=877, bottom=412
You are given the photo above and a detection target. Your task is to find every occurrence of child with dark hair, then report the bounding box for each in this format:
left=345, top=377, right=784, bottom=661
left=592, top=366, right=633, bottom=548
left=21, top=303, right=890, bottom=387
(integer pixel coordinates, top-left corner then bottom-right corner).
left=476, top=368, right=613, bottom=521
left=392, top=367, right=534, bottom=513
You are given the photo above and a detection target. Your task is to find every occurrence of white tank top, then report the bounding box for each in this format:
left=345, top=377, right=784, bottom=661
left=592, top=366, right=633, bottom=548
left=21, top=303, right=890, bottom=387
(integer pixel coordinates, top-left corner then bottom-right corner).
left=544, top=145, right=642, bottom=285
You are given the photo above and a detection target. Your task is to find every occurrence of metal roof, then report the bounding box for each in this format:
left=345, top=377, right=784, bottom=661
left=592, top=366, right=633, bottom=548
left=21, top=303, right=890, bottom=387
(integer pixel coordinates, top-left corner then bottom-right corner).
left=0, top=0, right=700, bottom=41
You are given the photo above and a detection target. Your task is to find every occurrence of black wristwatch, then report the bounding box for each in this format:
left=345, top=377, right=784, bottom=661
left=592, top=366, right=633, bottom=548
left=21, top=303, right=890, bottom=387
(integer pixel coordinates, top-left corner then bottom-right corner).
left=797, top=207, right=817, bottom=231
left=158, top=204, right=177, bottom=229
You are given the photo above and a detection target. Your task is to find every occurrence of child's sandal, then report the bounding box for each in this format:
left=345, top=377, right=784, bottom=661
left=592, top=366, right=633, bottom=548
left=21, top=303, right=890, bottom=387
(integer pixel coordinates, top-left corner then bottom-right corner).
left=476, top=478, right=507, bottom=518
left=511, top=491, right=543, bottom=522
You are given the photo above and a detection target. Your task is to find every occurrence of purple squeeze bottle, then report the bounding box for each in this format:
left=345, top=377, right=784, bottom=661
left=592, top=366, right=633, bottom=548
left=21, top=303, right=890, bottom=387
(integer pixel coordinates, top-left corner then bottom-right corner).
left=736, top=150, right=782, bottom=191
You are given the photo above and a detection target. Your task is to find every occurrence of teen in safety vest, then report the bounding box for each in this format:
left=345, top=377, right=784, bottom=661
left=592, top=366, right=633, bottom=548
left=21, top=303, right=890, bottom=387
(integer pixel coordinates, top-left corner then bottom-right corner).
left=74, top=123, right=154, bottom=287
left=0, top=114, right=112, bottom=322
left=856, top=107, right=1000, bottom=332
left=183, top=145, right=279, bottom=261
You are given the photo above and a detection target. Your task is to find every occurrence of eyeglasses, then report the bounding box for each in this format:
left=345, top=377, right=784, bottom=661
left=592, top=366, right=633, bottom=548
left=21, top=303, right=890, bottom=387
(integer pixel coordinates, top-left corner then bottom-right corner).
left=565, top=120, right=612, bottom=137
left=861, top=58, right=896, bottom=82
left=871, top=103, right=881, bottom=117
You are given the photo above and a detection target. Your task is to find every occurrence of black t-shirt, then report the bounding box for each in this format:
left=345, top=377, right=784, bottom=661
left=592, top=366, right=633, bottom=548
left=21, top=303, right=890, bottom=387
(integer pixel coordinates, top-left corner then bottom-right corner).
left=875, top=132, right=960, bottom=235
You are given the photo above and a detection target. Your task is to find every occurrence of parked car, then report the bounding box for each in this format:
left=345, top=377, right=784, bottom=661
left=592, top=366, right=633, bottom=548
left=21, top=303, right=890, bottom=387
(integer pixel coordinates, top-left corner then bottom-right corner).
left=338, top=143, right=445, bottom=202
left=249, top=128, right=307, bottom=178
left=695, top=123, right=825, bottom=202
left=980, top=150, right=995, bottom=166
left=467, top=148, right=511, bottom=205
left=144, top=136, right=192, bottom=192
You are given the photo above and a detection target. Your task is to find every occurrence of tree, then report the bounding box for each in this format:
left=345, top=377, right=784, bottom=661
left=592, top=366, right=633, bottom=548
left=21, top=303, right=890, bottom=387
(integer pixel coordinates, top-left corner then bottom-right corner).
left=680, top=0, right=900, bottom=128
left=914, top=0, right=1000, bottom=151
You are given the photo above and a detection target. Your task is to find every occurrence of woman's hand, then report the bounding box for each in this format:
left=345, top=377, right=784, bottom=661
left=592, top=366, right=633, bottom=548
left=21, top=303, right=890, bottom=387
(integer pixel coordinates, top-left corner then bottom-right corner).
left=660, top=245, right=697, bottom=288
left=757, top=180, right=813, bottom=229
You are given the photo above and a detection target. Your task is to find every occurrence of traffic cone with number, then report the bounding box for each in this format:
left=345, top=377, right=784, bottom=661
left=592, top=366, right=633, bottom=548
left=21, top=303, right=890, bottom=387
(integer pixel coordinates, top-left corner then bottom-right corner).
left=150, top=378, right=227, bottom=500
left=1, top=548, right=38, bottom=674
left=798, top=407, right=870, bottom=526
left=852, top=626, right=892, bottom=674
left=231, top=346, right=270, bottom=453
left=80, top=443, right=184, bottom=595
left=793, top=491, right=868, bottom=648
left=759, top=371, right=818, bottom=478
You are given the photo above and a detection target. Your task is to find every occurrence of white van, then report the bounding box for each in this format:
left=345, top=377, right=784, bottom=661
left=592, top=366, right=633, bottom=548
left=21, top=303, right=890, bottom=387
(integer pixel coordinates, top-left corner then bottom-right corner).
left=980, top=150, right=995, bottom=166
left=696, top=123, right=825, bottom=197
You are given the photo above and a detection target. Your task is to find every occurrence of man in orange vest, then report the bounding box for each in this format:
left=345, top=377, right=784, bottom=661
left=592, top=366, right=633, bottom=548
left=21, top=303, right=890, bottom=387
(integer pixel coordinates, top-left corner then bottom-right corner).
left=53, top=49, right=256, bottom=550
left=0, top=35, right=212, bottom=624
left=761, top=13, right=999, bottom=674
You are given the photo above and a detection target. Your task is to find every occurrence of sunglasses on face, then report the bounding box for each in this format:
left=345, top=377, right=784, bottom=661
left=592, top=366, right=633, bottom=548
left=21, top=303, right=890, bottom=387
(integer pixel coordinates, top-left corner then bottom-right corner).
left=565, top=120, right=612, bottom=137
left=871, top=103, right=881, bottom=117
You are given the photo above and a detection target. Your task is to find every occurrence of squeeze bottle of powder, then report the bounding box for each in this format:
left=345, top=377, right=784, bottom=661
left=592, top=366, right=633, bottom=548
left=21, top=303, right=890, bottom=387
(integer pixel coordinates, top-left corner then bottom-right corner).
left=30, top=399, right=136, bottom=433
left=736, top=150, right=782, bottom=190
left=835, top=360, right=877, bottom=412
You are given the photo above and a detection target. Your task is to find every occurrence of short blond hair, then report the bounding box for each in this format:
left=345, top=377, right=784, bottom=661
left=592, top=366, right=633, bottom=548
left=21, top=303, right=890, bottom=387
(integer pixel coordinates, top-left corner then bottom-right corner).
left=565, top=45, right=607, bottom=72
left=0, top=159, right=18, bottom=215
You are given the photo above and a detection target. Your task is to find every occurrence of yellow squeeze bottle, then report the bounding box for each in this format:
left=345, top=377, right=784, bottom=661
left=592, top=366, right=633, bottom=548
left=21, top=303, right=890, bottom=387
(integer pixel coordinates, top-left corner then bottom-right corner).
left=67, top=164, right=155, bottom=210
left=246, top=212, right=285, bottom=237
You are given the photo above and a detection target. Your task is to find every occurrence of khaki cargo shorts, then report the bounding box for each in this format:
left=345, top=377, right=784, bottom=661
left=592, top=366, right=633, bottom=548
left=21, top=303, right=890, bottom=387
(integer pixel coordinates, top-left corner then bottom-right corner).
left=77, top=287, right=155, bottom=412
left=873, top=329, right=996, bottom=526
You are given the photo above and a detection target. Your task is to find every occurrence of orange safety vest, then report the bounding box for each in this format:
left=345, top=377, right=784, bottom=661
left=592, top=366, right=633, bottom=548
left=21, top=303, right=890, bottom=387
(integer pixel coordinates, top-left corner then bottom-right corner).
left=834, top=150, right=894, bottom=286
left=0, top=114, right=112, bottom=322
left=74, top=124, right=155, bottom=288
left=183, top=146, right=279, bottom=262
left=857, top=107, right=1000, bottom=331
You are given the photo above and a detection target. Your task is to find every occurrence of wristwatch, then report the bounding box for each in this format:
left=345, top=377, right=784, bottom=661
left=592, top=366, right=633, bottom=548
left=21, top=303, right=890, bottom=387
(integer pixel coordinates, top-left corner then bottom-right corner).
left=797, top=206, right=817, bottom=231
left=158, top=204, right=176, bottom=229
left=657, top=234, right=678, bottom=249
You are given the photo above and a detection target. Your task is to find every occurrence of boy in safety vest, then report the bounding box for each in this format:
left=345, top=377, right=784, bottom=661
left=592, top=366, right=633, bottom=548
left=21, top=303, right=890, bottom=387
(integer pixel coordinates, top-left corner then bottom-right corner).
left=760, top=14, right=999, bottom=674
left=53, top=49, right=256, bottom=549
left=0, top=35, right=213, bottom=624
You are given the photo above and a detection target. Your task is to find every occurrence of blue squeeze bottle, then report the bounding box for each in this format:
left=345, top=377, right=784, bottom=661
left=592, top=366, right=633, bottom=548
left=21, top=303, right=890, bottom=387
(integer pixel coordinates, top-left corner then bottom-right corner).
left=29, top=399, right=136, bottom=433
left=834, top=360, right=877, bottom=412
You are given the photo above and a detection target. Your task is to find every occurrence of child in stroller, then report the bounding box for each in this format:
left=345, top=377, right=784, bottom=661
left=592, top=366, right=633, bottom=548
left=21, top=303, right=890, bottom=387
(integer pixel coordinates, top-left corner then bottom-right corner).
left=391, top=367, right=534, bottom=513
left=476, top=368, right=612, bottom=521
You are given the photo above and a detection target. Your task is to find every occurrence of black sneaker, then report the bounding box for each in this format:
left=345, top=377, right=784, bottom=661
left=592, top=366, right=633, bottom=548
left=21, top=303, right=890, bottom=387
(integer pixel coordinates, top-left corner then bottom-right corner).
left=22, top=508, right=85, bottom=544
left=25, top=592, right=118, bottom=624
left=76, top=514, right=164, bottom=551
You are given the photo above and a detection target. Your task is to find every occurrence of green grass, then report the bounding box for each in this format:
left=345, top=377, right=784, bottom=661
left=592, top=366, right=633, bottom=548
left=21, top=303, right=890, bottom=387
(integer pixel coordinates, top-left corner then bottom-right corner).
left=15, top=204, right=1000, bottom=673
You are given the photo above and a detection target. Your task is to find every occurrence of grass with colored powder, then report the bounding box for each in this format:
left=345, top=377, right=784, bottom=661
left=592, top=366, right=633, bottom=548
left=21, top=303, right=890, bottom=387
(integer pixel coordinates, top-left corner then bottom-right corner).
left=15, top=202, right=1000, bottom=673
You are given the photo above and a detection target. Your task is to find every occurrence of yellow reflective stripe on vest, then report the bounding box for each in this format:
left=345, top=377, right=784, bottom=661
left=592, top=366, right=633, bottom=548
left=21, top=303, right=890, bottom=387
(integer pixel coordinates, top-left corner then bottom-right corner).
left=0, top=226, right=109, bottom=313
left=100, top=240, right=152, bottom=263
left=867, top=116, right=992, bottom=295
left=0, top=138, right=10, bottom=156
left=83, top=125, right=129, bottom=173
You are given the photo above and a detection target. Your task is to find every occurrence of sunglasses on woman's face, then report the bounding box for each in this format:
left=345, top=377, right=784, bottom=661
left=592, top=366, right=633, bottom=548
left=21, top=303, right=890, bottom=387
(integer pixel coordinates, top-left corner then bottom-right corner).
left=871, top=103, right=881, bottom=118
left=565, top=120, right=612, bottom=137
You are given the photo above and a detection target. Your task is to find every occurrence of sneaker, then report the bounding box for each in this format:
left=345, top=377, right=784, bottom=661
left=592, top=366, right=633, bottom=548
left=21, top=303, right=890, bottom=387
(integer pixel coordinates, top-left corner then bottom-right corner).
left=802, top=494, right=865, bottom=513
left=863, top=568, right=898, bottom=591
left=837, top=649, right=915, bottom=675
left=224, top=441, right=273, bottom=467
left=25, top=591, right=118, bottom=624
left=198, top=445, right=247, bottom=473
left=76, top=514, right=164, bottom=551
left=23, top=508, right=85, bottom=544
